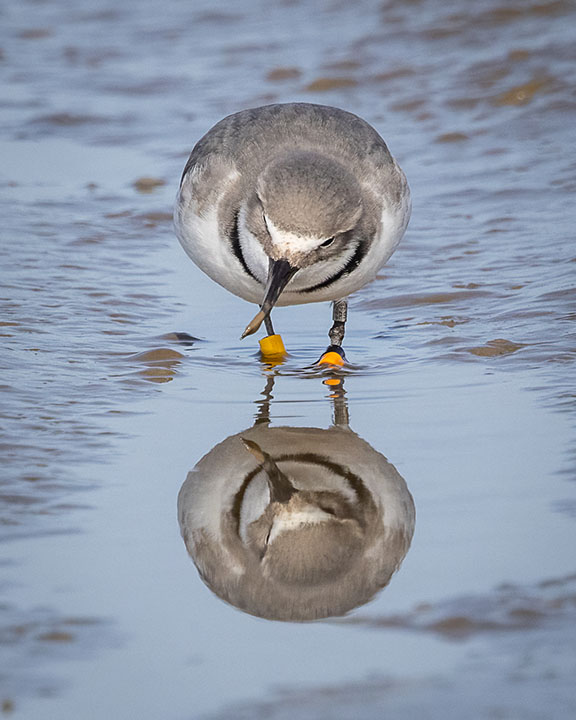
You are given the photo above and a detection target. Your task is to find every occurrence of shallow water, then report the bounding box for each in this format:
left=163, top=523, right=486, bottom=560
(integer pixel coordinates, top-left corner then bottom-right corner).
left=1, top=0, right=576, bottom=717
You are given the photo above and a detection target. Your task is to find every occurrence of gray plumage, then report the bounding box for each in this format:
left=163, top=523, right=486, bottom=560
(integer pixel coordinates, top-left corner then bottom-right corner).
left=180, top=102, right=402, bottom=211
left=174, top=102, right=411, bottom=346
left=178, top=424, right=415, bottom=622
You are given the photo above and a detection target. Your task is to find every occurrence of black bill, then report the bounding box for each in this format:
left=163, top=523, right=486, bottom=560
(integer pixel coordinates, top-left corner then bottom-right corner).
left=241, top=258, right=297, bottom=338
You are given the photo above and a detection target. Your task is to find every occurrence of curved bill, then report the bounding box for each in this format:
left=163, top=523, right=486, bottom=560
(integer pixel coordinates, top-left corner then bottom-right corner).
left=241, top=438, right=296, bottom=503
left=241, top=258, right=297, bottom=338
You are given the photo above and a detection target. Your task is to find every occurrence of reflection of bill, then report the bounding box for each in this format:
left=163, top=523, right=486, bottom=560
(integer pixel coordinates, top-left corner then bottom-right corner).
left=178, top=377, right=415, bottom=622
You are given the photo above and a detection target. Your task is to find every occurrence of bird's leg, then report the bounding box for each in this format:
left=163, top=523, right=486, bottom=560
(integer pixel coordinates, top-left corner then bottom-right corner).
left=254, top=374, right=275, bottom=426
left=258, top=309, right=286, bottom=360
left=331, top=379, right=350, bottom=428
left=264, top=313, right=275, bottom=336
left=328, top=299, right=347, bottom=349
left=318, top=299, right=347, bottom=365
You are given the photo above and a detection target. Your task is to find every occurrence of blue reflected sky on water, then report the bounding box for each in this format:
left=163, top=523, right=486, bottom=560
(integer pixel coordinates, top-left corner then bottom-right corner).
left=1, top=0, right=576, bottom=717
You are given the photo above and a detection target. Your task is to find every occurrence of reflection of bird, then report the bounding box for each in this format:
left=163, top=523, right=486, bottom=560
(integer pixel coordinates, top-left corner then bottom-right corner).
left=174, top=103, right=411, bottom=357
left=240, top=437, right=369, bottom=584
left=178, top=423, right=415, bottom=622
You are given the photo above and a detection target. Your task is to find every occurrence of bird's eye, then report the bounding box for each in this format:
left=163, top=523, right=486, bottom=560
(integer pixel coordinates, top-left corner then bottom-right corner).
left=320, top=237, right=335, bottom=248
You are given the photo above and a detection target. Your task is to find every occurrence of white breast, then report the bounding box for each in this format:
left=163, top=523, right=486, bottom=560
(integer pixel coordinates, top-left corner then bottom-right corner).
left=174, top=183, right=265, bottom=304
left=174, top=172, right=411, bottom=307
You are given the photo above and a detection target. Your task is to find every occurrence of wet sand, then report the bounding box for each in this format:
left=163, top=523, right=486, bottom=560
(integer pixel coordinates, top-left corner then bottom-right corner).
left=1, top=0, right=575, bottom=717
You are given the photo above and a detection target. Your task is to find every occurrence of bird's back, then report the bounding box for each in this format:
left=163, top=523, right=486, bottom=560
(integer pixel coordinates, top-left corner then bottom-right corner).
left=175, top=103, right=410, bottom=308
left=181, top=103, right=401, bottom=202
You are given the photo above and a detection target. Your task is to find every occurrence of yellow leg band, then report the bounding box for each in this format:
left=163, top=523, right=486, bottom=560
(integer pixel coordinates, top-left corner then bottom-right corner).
left=259, top=334, right=286, bottom=358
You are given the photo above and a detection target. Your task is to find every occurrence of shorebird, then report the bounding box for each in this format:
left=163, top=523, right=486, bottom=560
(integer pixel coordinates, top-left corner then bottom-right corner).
left=174, top=102, right=410, bottom=361
left=177, top=377, right=415, bottom=621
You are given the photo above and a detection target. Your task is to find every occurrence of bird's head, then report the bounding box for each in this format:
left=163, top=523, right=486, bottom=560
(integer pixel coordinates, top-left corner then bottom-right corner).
left=241, top=151, right=363, bottom=337
left=241, top=438, right=365, bottom=583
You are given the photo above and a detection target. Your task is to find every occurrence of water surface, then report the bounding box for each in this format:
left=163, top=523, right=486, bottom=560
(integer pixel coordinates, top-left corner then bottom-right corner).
left=1, top=0, right=575, bottom=718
